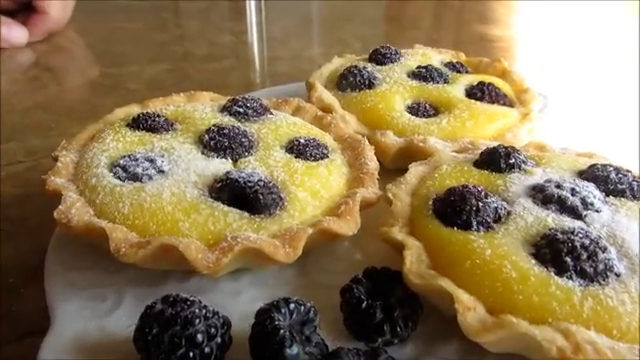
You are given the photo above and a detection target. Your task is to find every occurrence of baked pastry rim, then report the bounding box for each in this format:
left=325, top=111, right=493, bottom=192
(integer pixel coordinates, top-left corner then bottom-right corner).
left=380, top=140, right=639, bottom=359
left=44, top=91, right=382, bottom=277
left=306, top=44, right=541, bottom=169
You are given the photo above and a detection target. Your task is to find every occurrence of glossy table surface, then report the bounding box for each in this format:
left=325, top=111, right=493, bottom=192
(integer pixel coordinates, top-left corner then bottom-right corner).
left=1, top=1, right=638, bottom=358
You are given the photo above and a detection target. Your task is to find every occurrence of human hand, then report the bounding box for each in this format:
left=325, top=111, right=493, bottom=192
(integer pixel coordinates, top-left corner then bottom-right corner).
left=1, top=0, right=76, bottom=48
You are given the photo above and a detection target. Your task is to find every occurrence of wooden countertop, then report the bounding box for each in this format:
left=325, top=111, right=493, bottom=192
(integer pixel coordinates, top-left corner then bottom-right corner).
left=1, top=1, right=637, bottom=358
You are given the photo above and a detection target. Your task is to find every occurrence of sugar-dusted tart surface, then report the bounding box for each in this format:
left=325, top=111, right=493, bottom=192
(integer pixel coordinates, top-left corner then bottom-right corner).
left=45, top=92, right=381, bottom=276
left=307, top=44, right=539, bottom=169
left=383, top=142, right=639, bottom=359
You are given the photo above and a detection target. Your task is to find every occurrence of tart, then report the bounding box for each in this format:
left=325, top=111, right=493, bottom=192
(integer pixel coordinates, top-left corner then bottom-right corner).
left=307, top=44, right=540, bottom=169
left=381, top=141, right=639, bottom=359
left=44, top=92, right=381, bottom=276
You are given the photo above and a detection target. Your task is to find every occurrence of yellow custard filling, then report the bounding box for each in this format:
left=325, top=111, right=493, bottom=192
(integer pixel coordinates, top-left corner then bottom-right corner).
left=74, top=102, right=350, bottom=245
left=410, top=151, right=639, bottom=344
left=325, top=47, right=526, bottom=141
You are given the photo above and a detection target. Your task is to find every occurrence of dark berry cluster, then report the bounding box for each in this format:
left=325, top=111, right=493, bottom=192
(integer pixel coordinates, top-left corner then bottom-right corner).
left=407, top=65, right=450, bottom=85
left=465, top=81, right=513, bottom=107
left=132, top=266, right=421, bottom=359
left=110, top=153, right=169, bottom=184
left=578, top=163, right=640, bottom=201
left=405, top=102, right=439, bottom=119
left=442, top=60, right=470, bottom=74
left=531, top=227, right=623, bottom=286
left=247, top=267, right=418, bottom=360
left=220, top=95, right=273, bottom=122
left=339, top=266, right=423, bottom=348
left=336, top=65, right=380, bottom=92
left=209, top=169, right=285, bottom=217
left=127, top=111, right=176, bottom=134
left=133, top=293, right=232, bottom=360
left=432, top=184, right=510, bottom=232
left=367, top=45, right=402, bottom=66
left=527, top=178, right=605, bottom=221
left=473, top=144, right=534, bottom=174
left=114, top=93, right=339, bottom=218
left=285, top=136, right=331, bottom=162
left=249, top=297, right=329, bottom=360
left=199, top=123, right=256, bottom=161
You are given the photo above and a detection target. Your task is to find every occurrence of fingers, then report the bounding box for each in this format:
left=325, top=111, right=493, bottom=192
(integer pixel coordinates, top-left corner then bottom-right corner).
left=26, top=0, right=75, bottom=42
left=1, top=15, right=28, bottom=48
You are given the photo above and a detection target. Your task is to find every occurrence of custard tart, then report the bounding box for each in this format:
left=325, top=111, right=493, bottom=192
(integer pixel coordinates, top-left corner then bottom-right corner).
left=382, top=141, right=639, bottom=359
left=307, top=44, right=539, bottom=169
left=45, top=92, right=381, bottom=276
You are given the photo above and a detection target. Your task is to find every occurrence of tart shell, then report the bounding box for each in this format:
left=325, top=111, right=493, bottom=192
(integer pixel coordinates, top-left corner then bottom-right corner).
left=381, top=141, right=639, bottom=359
left=44, top=92, right=382, bottom=277
left=306, top=44, right=540, bottom=170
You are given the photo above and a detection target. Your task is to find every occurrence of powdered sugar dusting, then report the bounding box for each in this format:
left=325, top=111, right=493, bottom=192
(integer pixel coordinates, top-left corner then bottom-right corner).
left=324, top=46, right=523, bottom=141
left=411, top=153, right=639, bottom=343
left=73, top=101, right=350, bottom=246
left=504, top=166, right=639, bottom=262
left=110, top=153, right=171, bottom=183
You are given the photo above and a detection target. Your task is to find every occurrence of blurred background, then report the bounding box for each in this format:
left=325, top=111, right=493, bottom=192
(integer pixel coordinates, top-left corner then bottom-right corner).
left=1, top=1, right=638, bottom=359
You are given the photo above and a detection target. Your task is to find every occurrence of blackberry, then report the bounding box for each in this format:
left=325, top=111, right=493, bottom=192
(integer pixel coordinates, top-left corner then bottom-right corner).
left=407, top=65, right=450, bottom=85
left=322, top=347, right=395, bottom=360
left=199, top=123, right=256, bottom=161
left=405, top=101, right=439, bottom=119
left=336, top=65, right=380, bottom=93
left=285, top=136, right=330, bottom=162
left=527, top=178, right=605, bottom=221
left=339, top=266, right=423, bottom=347
left=578, top=163, right=640, bottom=201
left=110, top=153, right=169, bottom=183
left=442, top=60, right=470, bottom=74
left=132, top=293, right=232, bottom=360
left=249, top=297, right=329, bottom=360
left=209, top=169, right=285, bottom=216
left=465, top=81, right=514, bottom=107
left=368, top=45, right=402, bottom=66
left=220, top=95, right=272, bottom=122
left=473, top=144, right=534, bottom=174
left=531, top=227, right=623, bottom=286
left=432, top=184, right=510, bottom=232
left=127, top=111, right=176, bottom=134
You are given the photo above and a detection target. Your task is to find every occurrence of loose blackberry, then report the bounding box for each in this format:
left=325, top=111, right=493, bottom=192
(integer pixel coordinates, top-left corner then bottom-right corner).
left=132, top=293, right=232, bottom=360
left=405, top=101, right=439, bottom=119
left=527, top=178, right=605, bottom=221
left=442, top=60, right=470, bottom=74
left=285, top=136, right=330, bottom=162
left=368, top=45, right=402, bottom=66
left=432, top=184, right=510, bottom=232
left=578, top=163, right=640, bottom=201
left=127, top=111, right=176, bottom=134
left=473, top=144, right=534, bottom=174
left=209, top=169, right=285, bottom=216
left=199, top=123, right=256, bottom=161
left=110, top=153, right=169, bottom=183
left=465, top=81, right=513, bottom=107
left=220, top=95, right=272, bottom=122
left=407, top=65, right=450, bottom=85
left=336, top=65, right=380, bottom=92
left=249, top=297, right=329, bottom=360
left=531, top=227, right=623, bottom=286
left=322, top=347, right=395, bottom=360
left=339, top=266, right=423, bottom=347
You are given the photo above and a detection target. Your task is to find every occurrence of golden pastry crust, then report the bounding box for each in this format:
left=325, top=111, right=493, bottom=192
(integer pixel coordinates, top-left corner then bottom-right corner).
left=306, top=44, right=540, bottom=169
left=381, top=141, right=639, bottom=359
left=44, top=92, right=381, bottom=277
